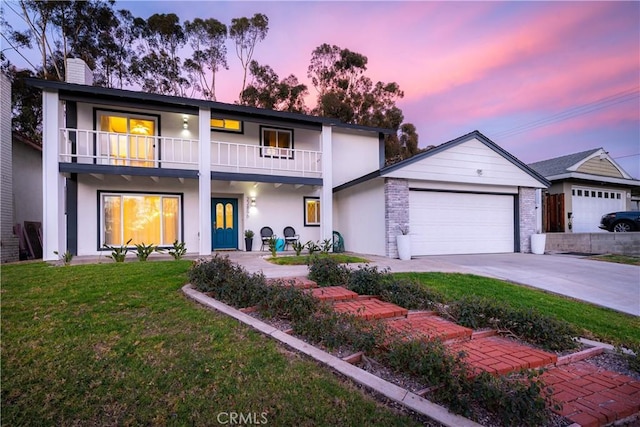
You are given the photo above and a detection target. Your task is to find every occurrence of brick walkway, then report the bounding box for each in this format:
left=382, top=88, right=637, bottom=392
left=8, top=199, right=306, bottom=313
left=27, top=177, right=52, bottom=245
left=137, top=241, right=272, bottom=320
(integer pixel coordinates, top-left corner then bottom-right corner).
left=304, top=283, right=640, bottom=426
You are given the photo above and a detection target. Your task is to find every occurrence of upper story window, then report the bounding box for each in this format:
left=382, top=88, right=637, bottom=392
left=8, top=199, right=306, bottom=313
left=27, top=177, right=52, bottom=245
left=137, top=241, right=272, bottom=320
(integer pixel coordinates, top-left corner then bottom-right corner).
left=97, top=111, right=157, bottom=167
left=211, top=118, right=243, bottom=133
left=260, top=126, right=293, bottom=159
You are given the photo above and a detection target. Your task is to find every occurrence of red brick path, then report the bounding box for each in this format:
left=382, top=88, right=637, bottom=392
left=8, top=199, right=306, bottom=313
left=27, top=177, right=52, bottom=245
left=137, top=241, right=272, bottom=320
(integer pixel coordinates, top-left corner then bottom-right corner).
left=301, top=283, right=640, bottom=426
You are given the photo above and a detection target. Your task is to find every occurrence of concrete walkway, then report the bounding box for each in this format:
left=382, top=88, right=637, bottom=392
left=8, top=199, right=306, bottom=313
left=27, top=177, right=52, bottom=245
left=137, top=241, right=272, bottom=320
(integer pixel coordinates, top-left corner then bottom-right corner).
left=224, top=251, right=640, bottom=316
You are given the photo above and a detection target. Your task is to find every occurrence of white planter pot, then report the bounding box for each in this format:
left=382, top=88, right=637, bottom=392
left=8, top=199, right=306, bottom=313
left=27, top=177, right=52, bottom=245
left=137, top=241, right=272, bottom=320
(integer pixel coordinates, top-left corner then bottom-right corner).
left=397, top=235, right=411, bottom=260
left=531, top=233, right=546, bottom=255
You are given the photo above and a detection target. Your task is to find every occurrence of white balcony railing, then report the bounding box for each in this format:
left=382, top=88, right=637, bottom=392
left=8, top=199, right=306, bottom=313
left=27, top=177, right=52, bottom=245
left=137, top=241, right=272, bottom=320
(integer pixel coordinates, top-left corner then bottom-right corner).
left=59, top=129, right=199, bottom=169
left=211, top=141, right=322, bottom=177
left=59, top=129, right=323, bottom=178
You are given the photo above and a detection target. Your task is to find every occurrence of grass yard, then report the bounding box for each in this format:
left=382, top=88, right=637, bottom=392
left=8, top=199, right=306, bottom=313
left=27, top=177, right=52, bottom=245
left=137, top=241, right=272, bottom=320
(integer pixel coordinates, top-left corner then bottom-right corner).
left=1, top=261, right=420, bottom=426
left=267, top=253, right=369, bottom=265
left=589, top=254, right=640, bottom=266
left=395, top=272, right=640, bottom=346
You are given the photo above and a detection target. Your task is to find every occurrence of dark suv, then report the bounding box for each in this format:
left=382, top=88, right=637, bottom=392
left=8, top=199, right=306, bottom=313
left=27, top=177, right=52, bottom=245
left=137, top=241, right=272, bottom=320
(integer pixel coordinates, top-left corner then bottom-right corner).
left=599, top=211, right=640, bottom=232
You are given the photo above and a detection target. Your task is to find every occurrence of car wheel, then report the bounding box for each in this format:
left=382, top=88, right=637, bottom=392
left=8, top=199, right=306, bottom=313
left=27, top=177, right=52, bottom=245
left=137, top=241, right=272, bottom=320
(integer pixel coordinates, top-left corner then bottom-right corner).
left=612, top=221, right=634, bottom=232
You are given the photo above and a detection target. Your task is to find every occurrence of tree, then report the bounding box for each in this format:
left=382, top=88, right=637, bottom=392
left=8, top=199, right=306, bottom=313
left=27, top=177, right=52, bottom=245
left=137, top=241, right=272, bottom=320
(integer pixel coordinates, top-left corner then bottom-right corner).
left=307, top=43, right=418, bottom=164
left=229, top=13, right=269, bottom=102
left=241, top=61, right=308, bottom=113
left=94, top=8, right=137, bottom=89
left=129, top=13, right=190, bottom=96
left=184, top=18, right=228, bottom=100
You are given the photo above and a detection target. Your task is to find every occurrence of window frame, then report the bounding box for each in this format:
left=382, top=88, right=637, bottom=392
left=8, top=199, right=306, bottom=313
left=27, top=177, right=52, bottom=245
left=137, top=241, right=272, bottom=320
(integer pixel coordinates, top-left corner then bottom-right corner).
left=210, top=117, right=244, bottom=134
left=304, top=196, right=320, bottom=227
left=97, top=190, right=184, bottom=250
left=94, top=108, right=161, bottom=167
left=259, top=125, right=294, bottom=159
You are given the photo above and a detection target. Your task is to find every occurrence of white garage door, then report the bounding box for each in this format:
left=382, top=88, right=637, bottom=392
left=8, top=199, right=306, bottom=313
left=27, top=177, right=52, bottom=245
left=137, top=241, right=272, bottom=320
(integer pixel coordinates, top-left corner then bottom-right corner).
left=571, top=187, right=625, bottom=232
left=409, top=191, right=514, bottom=255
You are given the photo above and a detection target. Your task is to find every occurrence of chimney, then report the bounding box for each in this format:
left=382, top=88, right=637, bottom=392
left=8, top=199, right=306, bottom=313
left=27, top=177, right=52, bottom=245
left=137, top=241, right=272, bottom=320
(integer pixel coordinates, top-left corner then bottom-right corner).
left=65, top=58, right=94, bottom=85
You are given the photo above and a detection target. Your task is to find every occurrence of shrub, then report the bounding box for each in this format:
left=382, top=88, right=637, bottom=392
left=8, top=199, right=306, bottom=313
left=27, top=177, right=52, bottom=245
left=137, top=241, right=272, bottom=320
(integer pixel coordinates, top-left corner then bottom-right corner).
left=319, top=239, right=333, bottom=254
left=470, top=370, right=556, bottom=427
left=103, top=239, right=132, bottom=262
left=268, top=235, right=278, bottom=258
left=168, top=240, right=187, bottom=260
left=443, top=296, right=579, bottom=351
left=292, top=241, right=305, bottom=256
left=379, top=279, right=445, bottom=310
left=260, top=282, right=319, bottom=322
left=188, top=255, right=267, bottom=308
left=307, top=255, right=349, bottom=287
left=53, top=250, right=73, bottom=266
left=346, top=265, right=391, bottom=295
left=135, top=242, right=162, bottom=261
left=306, top=240, right=320, bottom=255
left=292, top=306, right=385, bottom=353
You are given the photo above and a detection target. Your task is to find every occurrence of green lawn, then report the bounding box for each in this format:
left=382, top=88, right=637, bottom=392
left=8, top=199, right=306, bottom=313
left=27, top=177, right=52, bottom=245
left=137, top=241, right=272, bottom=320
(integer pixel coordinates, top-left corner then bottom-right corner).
left=1, top=262, right=420, bottom=426
left=395, top=272, right=640, bottom=346
left=267, top=253, right=369, bottom=265
left=589, top=254, right=640, bottom=266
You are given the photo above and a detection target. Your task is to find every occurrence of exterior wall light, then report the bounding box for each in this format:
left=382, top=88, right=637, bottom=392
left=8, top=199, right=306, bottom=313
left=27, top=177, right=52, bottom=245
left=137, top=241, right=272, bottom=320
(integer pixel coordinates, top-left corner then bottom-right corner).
left=183, top=116, right=189, bottom=129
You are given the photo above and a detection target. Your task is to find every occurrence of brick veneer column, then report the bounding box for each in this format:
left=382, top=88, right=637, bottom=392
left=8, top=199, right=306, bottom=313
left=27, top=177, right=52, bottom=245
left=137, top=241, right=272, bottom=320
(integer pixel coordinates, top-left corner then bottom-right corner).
left=519, top=187, right=537, bottom=253
left=384, top=178, right=409, bottom=258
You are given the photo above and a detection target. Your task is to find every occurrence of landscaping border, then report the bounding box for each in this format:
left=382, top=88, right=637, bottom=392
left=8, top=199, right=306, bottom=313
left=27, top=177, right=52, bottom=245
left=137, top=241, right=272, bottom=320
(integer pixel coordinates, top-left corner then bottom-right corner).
left=182, top=284, right=483, bottom=427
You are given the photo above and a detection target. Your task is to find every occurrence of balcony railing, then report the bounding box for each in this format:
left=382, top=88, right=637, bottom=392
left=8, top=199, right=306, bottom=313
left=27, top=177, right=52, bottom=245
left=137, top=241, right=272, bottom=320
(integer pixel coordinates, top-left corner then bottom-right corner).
left=59, top=129, right=322, bottom=177
left=211, top=141, right=322, bottom=177
left=60, top=129, right=199, bottom=169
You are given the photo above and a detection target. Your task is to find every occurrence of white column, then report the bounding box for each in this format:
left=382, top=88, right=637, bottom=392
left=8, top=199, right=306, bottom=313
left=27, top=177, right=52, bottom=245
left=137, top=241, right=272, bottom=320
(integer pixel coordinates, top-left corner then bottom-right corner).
left=320, top=125, right=333, bottom=244
left=198, top=107, right=212, bottom=255
left=42, top=90, right=64, bottom=261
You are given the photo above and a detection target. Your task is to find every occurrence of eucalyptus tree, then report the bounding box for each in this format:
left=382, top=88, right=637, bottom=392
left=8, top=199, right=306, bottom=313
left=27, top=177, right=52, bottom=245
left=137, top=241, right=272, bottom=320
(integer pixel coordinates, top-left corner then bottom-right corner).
left=241, top=60, right=308, bottom=113
left=229, top=13, right=269, bottom=102
left=129, top=13, right=190, bottom=96
left=307, top=43, right=419, bottom=164
left=94, top=8, right=137, bottom=89
left=184, top=18, right=228, bottom=100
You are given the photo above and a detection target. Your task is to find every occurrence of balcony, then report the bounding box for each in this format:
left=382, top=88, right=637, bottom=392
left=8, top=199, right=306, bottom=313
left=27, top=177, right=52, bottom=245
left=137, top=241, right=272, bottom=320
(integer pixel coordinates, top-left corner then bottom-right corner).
left=59, top=129, right=322, bottom=178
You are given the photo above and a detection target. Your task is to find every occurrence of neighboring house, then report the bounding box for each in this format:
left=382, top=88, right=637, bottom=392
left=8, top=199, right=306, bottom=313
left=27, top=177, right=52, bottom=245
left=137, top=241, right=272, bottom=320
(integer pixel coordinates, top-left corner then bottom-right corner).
left=29, top=59, right=548, bottom=261
left=1, top=73, right=20, bottom=263
left=529, top=149, right=640, bottom=233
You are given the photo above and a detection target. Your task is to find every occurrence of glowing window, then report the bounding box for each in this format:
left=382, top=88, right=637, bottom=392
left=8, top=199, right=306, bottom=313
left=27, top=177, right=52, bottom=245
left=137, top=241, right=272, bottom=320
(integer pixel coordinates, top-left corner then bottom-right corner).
left=304, top=197, right=320, bottom=226
left=98, top=113, right=156, bottom=167
left=261, top=126, right=293, bottom=159
left=101, top=193, right=181, bottom=247
left=210, top=118, right=243, bottom=132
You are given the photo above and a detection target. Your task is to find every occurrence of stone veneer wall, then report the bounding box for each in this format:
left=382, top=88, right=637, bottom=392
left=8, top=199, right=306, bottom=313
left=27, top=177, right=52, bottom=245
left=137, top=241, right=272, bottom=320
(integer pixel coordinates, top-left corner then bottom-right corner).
left=384, top=178, right=409, bottom=258
left=519, top=187, right=537, bottom=253
left=1, top=74, right=19, bottom=263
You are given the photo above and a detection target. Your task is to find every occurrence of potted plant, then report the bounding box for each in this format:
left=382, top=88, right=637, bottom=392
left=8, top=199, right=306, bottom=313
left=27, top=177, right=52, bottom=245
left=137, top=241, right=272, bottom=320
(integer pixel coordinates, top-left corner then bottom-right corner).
left=397, top=226, right=411, bottom=260
left=244, top=230, right=254, bottom=251
left=531, top=229, right=546, bottom=255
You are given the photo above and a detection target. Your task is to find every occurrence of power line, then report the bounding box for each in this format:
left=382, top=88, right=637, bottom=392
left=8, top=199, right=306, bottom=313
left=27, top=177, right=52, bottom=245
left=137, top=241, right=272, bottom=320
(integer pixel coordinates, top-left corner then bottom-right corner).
left=492, top=87, right=640, bottom=139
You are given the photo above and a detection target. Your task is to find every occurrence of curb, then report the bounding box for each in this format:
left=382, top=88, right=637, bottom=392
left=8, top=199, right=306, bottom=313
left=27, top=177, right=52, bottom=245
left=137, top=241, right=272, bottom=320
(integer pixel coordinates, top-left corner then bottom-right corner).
left=182, top=284, right=482, bottom=427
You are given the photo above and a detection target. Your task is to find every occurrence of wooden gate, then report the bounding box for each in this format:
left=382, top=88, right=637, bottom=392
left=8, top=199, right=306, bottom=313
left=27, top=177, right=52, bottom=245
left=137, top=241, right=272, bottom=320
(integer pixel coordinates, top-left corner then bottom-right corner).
left=544, top=193, right=564, bottom=232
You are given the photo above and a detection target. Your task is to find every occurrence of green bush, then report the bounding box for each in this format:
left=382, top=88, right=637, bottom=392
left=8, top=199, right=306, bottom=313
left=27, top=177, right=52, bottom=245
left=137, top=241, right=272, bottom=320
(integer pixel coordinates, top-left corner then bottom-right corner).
left=260, top=282, right=319, bottom=322
left=346, top=265, right=391, bottom=295
left=135, top=242, right=162, bottom=261
left=292, top=306, right=385, bottom=353
left=103, top=239, right=132, bottom=262
left=307, top=255, right=349, bottom=287
left=379, top=279, right=445, bottom=310
left=168, top=240, right=187, bottom=260
left=443, top=296, right=579, bottom=351
left=188, top=255, right=267, bottom=308
left=470, top=371, right=555, bottom=427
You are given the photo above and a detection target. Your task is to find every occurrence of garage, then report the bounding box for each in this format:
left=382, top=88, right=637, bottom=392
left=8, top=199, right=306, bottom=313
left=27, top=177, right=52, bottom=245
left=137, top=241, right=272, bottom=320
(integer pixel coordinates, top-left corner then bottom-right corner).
left=571, top=186, right=625, bottom=232
left=409, top=190, right=515, bottom=255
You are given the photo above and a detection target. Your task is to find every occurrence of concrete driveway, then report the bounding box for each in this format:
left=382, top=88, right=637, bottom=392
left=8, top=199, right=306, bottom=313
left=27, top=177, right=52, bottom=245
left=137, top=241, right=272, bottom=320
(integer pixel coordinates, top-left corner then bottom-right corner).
left=226, top=251, right=639, bottom=316
left=408, top=253, right=640, bottom=317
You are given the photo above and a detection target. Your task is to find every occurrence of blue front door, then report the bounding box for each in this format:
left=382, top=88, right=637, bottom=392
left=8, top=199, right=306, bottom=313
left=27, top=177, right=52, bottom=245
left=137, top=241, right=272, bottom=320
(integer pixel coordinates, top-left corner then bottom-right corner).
left=212, top=198, right=238, bottom=250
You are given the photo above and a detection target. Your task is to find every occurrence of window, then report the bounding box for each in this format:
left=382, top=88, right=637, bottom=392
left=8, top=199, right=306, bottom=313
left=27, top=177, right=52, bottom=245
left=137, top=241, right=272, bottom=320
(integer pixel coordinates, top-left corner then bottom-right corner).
left=211, top=118, right=243, bottom=133
left=577, top=190, right=583, bottom=196
left=260, top=126, right=293, bottom=159
left=101, top=193, right=181, bottom=247
left=304, top=197, right=320, bottom=226
left=98, top=112, right=157, bottom=167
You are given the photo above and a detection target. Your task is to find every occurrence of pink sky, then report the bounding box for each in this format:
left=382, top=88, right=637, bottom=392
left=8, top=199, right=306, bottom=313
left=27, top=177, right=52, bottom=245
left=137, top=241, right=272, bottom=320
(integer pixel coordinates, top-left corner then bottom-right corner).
left=7, top=1, right=640, bottom=177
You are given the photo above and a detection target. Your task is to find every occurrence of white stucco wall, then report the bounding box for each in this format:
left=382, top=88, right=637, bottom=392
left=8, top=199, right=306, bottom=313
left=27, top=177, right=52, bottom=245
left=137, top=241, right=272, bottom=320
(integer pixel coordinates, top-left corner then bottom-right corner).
left=76, top=176, right=200, bottom=256
left=226, top=182, right=321, bottom=251
left=332, top=130, right=380, bottom=187
left=333, top=178, right=386, bottom=256
left=12, top=142, right=43, bottom=226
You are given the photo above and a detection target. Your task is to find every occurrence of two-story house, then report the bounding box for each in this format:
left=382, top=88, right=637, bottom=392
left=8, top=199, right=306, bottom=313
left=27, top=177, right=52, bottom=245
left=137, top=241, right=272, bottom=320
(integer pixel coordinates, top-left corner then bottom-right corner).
left=28, top=59, right=549, bottom=261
